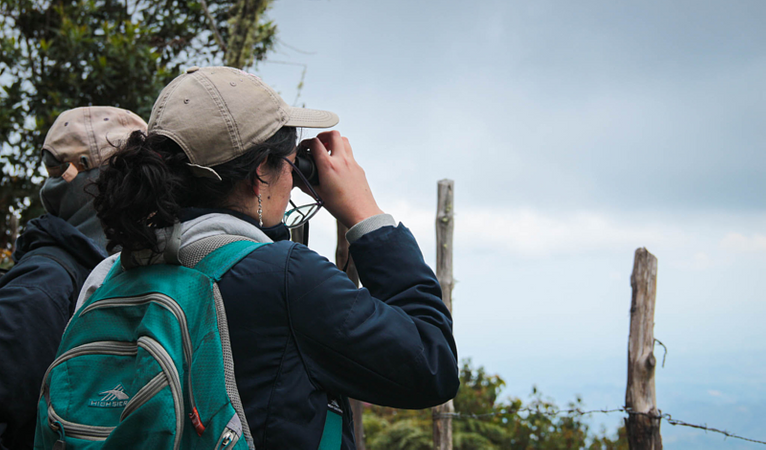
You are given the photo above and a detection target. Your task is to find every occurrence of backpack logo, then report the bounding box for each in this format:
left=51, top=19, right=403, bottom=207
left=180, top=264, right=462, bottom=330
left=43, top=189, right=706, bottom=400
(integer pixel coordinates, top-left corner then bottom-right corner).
left=89, top=383, right=130, bottom=407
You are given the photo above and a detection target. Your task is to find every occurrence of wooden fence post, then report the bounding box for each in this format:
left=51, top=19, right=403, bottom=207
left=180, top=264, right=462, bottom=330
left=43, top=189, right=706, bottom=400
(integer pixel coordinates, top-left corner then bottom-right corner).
left=335, top=222, right=360, bottom=289
left=290, top=223, right=306, bottom=245
left=335, top=221, right=365, bottom=450
left=625, top=247, right=662, bottom=450
left=433, top=179, right=454, bottom=450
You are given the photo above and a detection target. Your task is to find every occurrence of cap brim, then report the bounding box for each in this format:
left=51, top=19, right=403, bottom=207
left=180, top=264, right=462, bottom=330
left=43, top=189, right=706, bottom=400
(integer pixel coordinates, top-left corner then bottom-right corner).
left=285, top=107, right=339, bottom=128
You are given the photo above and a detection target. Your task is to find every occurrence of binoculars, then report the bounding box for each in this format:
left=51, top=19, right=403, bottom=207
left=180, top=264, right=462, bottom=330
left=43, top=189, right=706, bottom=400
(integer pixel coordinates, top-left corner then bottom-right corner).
left=294, top=153, right=320, bottom=186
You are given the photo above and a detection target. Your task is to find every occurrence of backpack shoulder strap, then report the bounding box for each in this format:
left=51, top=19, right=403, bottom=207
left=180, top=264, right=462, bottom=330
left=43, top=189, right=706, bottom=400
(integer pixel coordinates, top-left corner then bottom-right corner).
left=196, top=240, right=266, bottom=280
left=180, top=234, right=343, bottom=450
left=178, top=235, right=267, bottom=279
left=177, top=234, right=266, bottom=450
left=24, top=246, right=84, bottom=313
left=25, top=246, right=80, bottom=285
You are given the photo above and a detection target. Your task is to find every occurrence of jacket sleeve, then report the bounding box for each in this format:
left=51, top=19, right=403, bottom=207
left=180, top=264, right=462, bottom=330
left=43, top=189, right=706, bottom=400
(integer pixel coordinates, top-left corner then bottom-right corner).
left=285, top=223, right=459, bottom=409
left=0, top=256, right=76, bottom=449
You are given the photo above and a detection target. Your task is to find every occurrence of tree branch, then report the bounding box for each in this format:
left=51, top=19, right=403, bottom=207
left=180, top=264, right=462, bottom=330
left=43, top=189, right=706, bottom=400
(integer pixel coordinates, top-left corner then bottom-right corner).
left=198, top=0, right=226, bottom=55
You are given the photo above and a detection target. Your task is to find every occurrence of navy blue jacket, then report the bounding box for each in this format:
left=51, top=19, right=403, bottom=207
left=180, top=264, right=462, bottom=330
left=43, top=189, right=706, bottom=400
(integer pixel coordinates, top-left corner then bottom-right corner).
left=0, top=215, right=106, bottom=450
left=191, top=210, right=459, bottom=449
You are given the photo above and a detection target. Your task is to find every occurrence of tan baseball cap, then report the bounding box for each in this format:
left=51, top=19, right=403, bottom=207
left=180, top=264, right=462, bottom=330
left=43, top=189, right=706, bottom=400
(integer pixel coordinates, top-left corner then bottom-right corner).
left=148, top=66, right=339, bottom=180
left=42, top=106, right=148, bottom=181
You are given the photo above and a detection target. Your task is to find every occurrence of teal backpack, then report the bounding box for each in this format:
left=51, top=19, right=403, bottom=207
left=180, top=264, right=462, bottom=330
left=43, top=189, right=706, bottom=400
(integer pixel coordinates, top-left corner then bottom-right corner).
left=34, top=233, right=262, bottom=449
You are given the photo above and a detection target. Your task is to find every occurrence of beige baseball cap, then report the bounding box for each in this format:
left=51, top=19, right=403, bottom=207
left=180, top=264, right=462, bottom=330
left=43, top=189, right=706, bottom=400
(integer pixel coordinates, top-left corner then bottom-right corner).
left=42, top=106, right=148, bottom=181
left=148, top=66, right=339, bottom=180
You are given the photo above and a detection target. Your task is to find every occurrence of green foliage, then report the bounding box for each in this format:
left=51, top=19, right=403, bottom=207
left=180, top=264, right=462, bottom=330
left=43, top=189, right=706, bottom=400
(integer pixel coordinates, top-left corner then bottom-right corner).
left=363, top=410, right=429, bottom=450
left=454, top=361, right=507, bottom=414
left=0, top=0, right=277, bottom=263
left=365, top=416, right=432, bottom=450
left=363, top=360, right=628, bottom=450
left=588, top=426, right=628, bottom=450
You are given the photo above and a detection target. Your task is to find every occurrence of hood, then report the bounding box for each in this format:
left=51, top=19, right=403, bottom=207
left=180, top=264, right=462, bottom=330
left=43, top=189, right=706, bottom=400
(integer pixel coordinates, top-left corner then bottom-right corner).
left=181, top=212, right=273, bottom=244
left=12, top=214, right=108, bottom=268
left=74, top=210, right=281, bottom=312
left=121, top=210, right=279, bottom=268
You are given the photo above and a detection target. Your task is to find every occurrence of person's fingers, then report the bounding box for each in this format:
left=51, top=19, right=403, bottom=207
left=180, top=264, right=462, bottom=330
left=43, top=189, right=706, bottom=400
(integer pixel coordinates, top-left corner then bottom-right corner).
left=303, top=137, right=328, bottom=164
left=297, top=133, right=382, bottom=227
left=316, top=130, right=347, bottom=157
left=342, top=136, right=353, bottom=157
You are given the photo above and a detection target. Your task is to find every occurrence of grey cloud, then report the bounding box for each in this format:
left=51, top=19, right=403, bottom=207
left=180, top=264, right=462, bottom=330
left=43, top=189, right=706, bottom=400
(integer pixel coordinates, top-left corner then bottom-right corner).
left=263, top=0, right=766, bottom=212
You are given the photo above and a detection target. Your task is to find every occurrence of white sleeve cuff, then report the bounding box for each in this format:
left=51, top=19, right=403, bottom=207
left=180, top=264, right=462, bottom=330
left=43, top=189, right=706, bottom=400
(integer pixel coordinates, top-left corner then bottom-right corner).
left=345, top=214, right=396, bottom=244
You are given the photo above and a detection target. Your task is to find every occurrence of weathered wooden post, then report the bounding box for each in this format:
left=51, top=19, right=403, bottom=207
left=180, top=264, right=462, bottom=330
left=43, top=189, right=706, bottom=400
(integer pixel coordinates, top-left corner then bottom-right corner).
left=335, top=221, right=365, bottom=450
left=335, top=222, right=360, bottom=288
left=625, top=247, right=662, bottom=449
left=432, top=179, right=454, bottom=450
left=290, top=223, right=306, bottom=245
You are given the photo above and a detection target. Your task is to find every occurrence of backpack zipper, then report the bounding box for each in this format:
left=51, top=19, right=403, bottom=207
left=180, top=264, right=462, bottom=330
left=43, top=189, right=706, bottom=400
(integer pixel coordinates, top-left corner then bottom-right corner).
left=215, top=428, right=239, bottom=449
left=42, top=339, right=183, bottom=445
left=119, top=372, right=168, bottom=421
left=48, top=405, right=114, bottom=441
left=81, top=293, right=200, bottom=427
left=40, top=341, right=137, bottom=403
left=138, top=336, right=184, bottom=450
left=214, top=413, right=243, bottom=449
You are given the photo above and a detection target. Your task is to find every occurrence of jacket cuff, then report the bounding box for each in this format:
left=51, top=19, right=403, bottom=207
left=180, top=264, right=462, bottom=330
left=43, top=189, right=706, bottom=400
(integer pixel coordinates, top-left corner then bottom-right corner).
left=345, top=214, right=396, bottom=243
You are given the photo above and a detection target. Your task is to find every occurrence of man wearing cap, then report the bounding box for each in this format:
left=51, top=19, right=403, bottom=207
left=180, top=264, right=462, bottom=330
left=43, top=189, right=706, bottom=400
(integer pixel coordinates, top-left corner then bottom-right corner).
left=0, top=107, right=146, bottom=450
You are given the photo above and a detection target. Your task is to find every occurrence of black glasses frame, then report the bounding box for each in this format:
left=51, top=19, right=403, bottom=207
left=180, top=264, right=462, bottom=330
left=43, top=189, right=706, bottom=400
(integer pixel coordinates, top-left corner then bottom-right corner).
left=282, top=157, right=324, bottom=229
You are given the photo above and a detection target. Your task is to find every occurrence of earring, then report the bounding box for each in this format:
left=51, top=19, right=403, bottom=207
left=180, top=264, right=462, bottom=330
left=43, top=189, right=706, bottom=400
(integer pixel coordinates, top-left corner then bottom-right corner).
left=257, top=194, right=263, bottom=227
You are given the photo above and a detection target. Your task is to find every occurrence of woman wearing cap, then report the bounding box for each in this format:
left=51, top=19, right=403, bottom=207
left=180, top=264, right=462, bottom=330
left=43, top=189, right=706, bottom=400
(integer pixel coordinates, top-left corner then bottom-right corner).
left=83, top=67, right=458, bottom=449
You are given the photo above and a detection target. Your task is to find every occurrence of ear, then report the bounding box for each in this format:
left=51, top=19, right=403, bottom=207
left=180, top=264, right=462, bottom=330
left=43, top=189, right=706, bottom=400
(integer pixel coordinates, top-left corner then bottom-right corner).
left=251, top=160, right=271, bottom=196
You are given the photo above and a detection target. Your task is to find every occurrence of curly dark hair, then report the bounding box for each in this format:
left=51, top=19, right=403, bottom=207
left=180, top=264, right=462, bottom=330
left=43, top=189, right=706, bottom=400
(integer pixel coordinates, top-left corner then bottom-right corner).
left=94, top=127, right=297, bottom=254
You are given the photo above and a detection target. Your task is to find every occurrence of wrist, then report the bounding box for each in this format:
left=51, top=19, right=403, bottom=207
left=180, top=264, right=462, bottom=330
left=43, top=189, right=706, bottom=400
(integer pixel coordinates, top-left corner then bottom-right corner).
left=345, top=206, right=385, bottom=229
left=346, top=213, right=396, bottom=243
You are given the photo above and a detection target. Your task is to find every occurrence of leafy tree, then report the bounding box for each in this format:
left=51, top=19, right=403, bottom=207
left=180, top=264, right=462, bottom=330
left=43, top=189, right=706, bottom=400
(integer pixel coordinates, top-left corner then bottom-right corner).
left=0, top=0, right=277, bottom=262
left=588, top=427, right=628, bottom=450
left=363, top=360, right=628, bottom=450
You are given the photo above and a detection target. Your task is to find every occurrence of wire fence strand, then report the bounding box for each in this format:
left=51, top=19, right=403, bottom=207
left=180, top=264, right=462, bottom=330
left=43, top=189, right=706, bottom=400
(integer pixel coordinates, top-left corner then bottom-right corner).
left=435, top=406, right=766, bottom=445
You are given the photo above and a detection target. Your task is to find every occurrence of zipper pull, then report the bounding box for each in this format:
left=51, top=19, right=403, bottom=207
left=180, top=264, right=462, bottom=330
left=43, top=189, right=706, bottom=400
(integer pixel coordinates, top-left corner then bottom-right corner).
left=51, top=420, right=66, bottom=448
left=218, top=413, right=242, bottom=449
left=219, top=429, right=235, bottom=449
left=190, top=407, right=205, bottom=436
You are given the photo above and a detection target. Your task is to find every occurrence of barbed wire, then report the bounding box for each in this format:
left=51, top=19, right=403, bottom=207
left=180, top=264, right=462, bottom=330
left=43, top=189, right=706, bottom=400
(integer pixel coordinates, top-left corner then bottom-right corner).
left=654, top=338, right=668, bottom=367
left=435, top=406, right=766, bottom=445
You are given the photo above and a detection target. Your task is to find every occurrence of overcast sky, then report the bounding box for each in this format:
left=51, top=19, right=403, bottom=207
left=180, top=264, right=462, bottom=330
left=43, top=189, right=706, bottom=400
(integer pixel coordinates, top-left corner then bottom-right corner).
left=250, top=1, right=766, bottom=447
